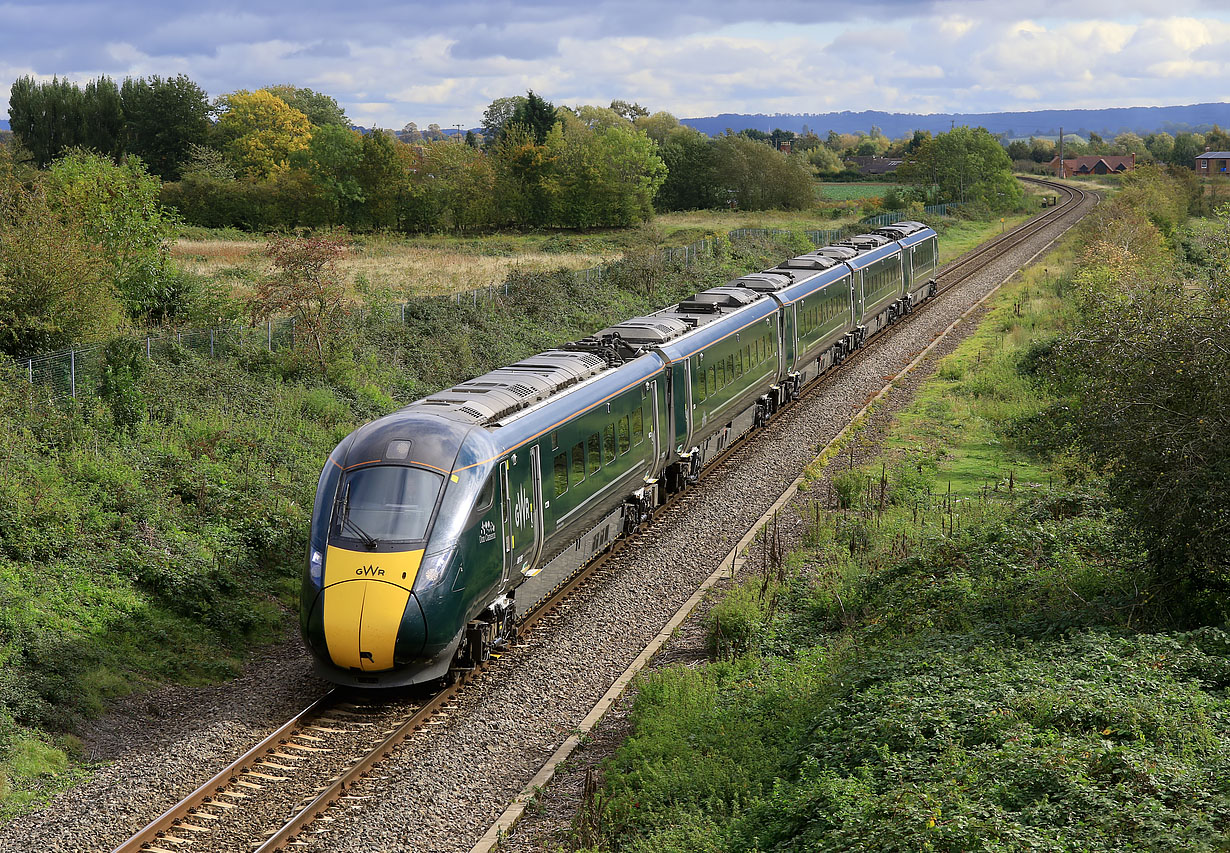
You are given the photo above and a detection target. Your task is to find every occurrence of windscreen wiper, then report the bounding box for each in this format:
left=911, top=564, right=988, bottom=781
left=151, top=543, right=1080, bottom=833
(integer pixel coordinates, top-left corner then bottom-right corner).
left=339, top=485, right=379, bottom=550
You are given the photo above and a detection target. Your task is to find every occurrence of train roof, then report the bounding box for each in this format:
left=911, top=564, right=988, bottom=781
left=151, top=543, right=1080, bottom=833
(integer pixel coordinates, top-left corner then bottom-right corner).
left=401, top=222, right=934, bottom=431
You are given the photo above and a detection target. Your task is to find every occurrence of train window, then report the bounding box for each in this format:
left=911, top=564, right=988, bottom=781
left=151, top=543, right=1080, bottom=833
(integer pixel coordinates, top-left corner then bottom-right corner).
left=707, top=365, right=716, bottom=397
left=695, top=362, right=706, bottom=403
left=727, top=354, right=735, bottom=383
left=551, top=431, right=559, bottom=451
left=604, top=423, right=616, bottom=464
left=632, top=407, right=644, bottom=445
left=571, top=442, right=585, bottom=484
left=736, top=348, right=743, bottom=377
left=618, top=415, right=630, bottom=454
left=717, top=358, right=725, bottom=389
left=336, top=466, right=444, bottom=543
left=587, top=433, right=600, bottom=474
left=553, top=453, right=568, bottom=497
left=476, top=474, right=495, bottom=512
left=744, top=345, right=751, bottom=371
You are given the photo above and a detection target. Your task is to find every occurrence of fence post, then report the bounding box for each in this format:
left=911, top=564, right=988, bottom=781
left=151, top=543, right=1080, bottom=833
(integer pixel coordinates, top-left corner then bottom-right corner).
left=69, top=349, right=76, bottom=398
left=210, top=329, right=215, bottom=358
left=27, top=358, right=32, bottom=383
left=401, top=303, right=406, bottom=323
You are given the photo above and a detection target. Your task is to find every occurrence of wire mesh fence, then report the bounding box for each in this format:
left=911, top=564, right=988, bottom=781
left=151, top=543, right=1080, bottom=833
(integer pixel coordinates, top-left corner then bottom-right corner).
left=10, top=221, right=939, bottom=402
left=861, top=202, right=963, bottom=228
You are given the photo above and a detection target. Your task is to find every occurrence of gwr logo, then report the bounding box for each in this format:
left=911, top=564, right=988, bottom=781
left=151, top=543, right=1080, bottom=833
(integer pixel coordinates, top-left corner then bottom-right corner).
left=355, top=565, right=384, bottom=577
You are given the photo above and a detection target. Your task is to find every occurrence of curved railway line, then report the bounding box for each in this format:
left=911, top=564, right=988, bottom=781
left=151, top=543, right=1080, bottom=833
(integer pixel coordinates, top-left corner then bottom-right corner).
left=112, top=177, right=1092, bottom=853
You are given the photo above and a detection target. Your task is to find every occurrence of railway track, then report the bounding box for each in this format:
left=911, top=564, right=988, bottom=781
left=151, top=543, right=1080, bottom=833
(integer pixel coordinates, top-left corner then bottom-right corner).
left=111, top=177, right=1091, bottom=853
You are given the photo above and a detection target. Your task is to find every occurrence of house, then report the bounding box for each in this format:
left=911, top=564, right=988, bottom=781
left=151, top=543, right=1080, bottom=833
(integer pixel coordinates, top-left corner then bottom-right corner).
left=846, top=156, right=903, bottom=176
left=1195, top=151, right=1230, bottom=176
left=1048, top=153, right=1136, bottom=177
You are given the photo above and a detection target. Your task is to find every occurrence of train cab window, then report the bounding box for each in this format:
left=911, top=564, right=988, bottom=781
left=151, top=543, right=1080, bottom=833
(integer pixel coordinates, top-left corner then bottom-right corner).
left=587, top=433, right=601, bottom=474
left=553, top=454, right=568, bottom=497
left=717, top=358, right=725, bottom=389
left=571, top=442, right=585, bottom=484
left=475, top=474, right=495, bottom=513
left=337, top=466, right=444, bottom=543
left=618, top=415, right=630, bottom=454
left=604, top=423, right=616, bottom=464
left=632, top=407, right=644, bottom=445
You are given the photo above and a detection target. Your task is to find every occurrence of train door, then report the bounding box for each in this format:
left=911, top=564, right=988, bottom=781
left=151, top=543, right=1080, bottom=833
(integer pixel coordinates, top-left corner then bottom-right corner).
left=648, top=379, right=663, bottom=466
left=672, top=359, right=691, bottom=454
left=854, top=268, right=865, bottom=321
left=500, top=445, right=543, bottom=581
left=783, top=305, right=797, bottom=370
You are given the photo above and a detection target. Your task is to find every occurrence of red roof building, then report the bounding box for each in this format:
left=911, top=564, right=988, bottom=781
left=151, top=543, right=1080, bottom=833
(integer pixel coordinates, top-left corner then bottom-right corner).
left=1048, top=153, right=1136, bottom=177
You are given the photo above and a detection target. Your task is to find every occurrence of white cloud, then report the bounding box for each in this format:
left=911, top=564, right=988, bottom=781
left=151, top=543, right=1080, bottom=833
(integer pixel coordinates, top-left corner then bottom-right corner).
left=4, top=5, right=1230, bottom=128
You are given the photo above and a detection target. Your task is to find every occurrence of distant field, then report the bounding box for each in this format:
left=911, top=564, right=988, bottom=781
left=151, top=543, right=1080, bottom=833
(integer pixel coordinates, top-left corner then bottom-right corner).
left=819, top=182, right=905, bottom=200
left=172, top=208, right=869, bottom=298
left=172, top=236, right=620, bottom=298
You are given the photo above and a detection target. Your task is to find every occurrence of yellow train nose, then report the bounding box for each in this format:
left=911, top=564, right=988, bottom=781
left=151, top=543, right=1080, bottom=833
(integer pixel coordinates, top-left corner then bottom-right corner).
left=320, top=547, right=425, bottom=671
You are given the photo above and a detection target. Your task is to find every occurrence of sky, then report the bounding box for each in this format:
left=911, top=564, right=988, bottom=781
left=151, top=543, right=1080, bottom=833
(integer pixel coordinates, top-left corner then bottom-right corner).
left=2, top=1, right=1230, bottom=130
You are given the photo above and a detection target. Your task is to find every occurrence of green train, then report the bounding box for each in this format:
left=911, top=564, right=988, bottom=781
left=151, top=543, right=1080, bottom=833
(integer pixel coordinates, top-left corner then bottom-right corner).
left=301, top=221, right=938, bottom=686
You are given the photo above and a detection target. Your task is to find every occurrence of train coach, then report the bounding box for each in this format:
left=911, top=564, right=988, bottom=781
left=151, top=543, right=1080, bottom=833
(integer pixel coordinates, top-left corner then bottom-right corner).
left=301, top=221, right=938, bottom=687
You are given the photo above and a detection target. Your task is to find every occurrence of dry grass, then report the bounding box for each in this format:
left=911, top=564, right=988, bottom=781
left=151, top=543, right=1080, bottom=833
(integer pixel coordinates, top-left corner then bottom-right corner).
left=172, top=238, right=616, bottom=297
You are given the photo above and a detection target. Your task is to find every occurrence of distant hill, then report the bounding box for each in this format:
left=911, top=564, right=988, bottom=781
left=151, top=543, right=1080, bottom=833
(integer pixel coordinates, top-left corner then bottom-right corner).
left=681, top=103, right=1230, bottom=139
left=0, top=119, right=9, bottom=131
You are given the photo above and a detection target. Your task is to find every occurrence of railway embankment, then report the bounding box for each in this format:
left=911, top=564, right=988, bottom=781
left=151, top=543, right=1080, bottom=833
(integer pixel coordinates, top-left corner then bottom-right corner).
left=499, top=167, right=1230, bottom=852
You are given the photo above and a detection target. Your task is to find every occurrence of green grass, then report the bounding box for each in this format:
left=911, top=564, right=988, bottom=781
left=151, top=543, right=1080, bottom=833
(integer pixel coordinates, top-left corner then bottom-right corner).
left=818, top=182, right=903, bottom=201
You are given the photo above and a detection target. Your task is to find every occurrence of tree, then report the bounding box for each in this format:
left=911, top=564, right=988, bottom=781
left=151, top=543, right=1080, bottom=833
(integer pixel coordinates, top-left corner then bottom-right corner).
left=425, top=123, right=447, bottom=141
left=249, top=235, right=352, bottom=376
left=354, top=130, right=405, bottom=230
left=1145, top=132, right=1175, bottom=163
left=1205, top=125, right=1230, bottom=151
left=464, top=129, right=478, bottom=148
left=1169, top=132, right=1203, bottom=167
left=634, top=111, right=681, bottom=145
left=490, top=124, right=556, bottom=226
left=508, top=91, right=558, bottom=145
left=0, top=151, right=122, bottom=354
left=214, top=89, right=313, bottom=179
left=265, top=84, right=350, bottom=128
left=655, top=126, right=721, bottom=211
left=400, top=122, right=423, bottom=142
left=8, top=76, right=85, bottom=168
left=609, top=99, right=649, bottom=121
left=898, top=126, right=1022, bottom=211
left=807, top=145, right=843, bottom=175
left=548, top=119, right=665, bottom=226
left=480, top=95, right=527, bottom=141
left=713, top=133, right=813, bottom=211
left=45, top=149, right=181, bottom=319
left=120, top=75, right=212, bottom=179
left=82, top=76, right=124, bottom=159
left=1112, top=132, right=1148, bottom=157
left=303, top=124, right=365, bottom=225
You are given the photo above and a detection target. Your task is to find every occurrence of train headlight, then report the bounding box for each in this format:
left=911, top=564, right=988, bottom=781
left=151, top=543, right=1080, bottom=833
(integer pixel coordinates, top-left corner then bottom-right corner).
left=415, top=547, right=455, bottom=592
left=310, top=549, right=324, bottom=586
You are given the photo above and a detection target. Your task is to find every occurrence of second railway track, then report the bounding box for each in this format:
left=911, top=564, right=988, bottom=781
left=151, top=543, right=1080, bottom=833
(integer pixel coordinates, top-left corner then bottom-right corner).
left=105, top=177, right=1094, bottom=853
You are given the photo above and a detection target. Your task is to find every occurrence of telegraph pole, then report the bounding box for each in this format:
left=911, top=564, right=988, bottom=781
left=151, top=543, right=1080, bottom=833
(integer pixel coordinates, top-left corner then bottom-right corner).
left=1058, top=126, right=1064, bottom=177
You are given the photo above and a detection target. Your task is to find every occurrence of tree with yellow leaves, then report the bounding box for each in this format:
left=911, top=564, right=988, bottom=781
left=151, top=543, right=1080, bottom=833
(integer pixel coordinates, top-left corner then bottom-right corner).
left=214, top=89, right=312, bottom=179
